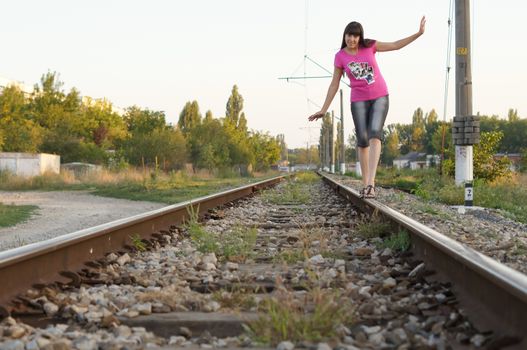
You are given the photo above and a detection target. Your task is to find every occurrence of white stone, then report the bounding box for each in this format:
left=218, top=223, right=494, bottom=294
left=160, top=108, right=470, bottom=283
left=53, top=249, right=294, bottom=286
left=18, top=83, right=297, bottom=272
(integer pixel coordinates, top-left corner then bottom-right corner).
left=316, top=343, right=332, bottom=350
left=276, top=341, right=295, bottom=350
left=43, top=302, right=59, bottom=316
left=25, top=340, right=40, bottom=350
left=2, top=341, right=24, bottom=350
left=106, top=253, right=119, bottom=262
left=116, top=253, right=131, bottom=266
left=36, top=337, right=52, bottom=348
left=134, top=303, right=152, bottom=315
left=435, top=293, right=446, bottom=302
left=381, top=248, right=393, bottom=256
left=393, top=328, right=408, bottom=342
left=114, top=325, right=132, bottom=338
left=309, top=254, right=325, bottom=264
left=225, top=262, right=239, bottom=270
left=369, top=332, right=385, bottom=345
left=4, top=317, right=17, bottom=326
left=169, top=336, right=187, bottom=345
left=359, top=286, right=372, bottom=298
left=362, top=325, right=381, bottom=335
left=334, top=259, right=345, bottom=267
left=201, top=262, right=216, bottom=271
left=383, top=277, right=397, bottom=288
left=8, top=326, right=26, bottom=339
left=471, top=334, right=486, bottom=347
left=201, top=253, right=218, bottom=265
left=204, top=301, right=221, bottom=312
left=202, top=275, right=214, bottom=284
left=74, top=336, right=97, bottom=350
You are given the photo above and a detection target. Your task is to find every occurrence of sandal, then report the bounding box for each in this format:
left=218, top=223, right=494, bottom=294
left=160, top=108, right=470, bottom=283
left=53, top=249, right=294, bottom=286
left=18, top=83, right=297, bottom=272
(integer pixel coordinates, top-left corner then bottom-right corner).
left=359, top=187, right=367, bottom=199
left=364, top=185, right=376, bottom=199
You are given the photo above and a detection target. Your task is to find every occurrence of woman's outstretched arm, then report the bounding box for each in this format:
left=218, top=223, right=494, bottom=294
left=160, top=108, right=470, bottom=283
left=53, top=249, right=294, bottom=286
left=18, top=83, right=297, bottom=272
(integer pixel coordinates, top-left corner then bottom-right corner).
left=308, top=66, right=344, bottom=121
left=376, top=16, right=426, bottom=52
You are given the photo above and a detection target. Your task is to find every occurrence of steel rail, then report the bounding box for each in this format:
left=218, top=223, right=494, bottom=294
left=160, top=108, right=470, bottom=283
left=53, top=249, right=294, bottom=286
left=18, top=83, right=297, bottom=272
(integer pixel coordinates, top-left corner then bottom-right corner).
left=0, top=175, right=287, bottom=311
left=319, top=172, right=527, bottom=344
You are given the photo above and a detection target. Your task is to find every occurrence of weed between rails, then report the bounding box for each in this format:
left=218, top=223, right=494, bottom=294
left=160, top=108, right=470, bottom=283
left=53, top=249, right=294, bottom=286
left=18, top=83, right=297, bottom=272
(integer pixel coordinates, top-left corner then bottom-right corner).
left=273, top=225, right=333, bottom=264
left=247, top=283, right=354, bottom=344
left=262, top=181, right=310, bottom=205
left=262, top=172, right=319, bottom=205
left=212, top=289, right=257, bottom=311
left=380, top=230, right=412, bottom=252
left=129, top=234, right=147, bottom=252
left=185, top=204, right=257, bottom=262
left=356, top=215, right=392, bottom=239
left=355, top=213, right=411, bottom=252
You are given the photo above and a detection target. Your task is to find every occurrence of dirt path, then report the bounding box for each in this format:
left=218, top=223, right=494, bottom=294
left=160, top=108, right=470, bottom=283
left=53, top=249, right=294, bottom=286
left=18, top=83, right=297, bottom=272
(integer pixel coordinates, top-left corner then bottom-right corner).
left=0, top=191, right=165, bottom=252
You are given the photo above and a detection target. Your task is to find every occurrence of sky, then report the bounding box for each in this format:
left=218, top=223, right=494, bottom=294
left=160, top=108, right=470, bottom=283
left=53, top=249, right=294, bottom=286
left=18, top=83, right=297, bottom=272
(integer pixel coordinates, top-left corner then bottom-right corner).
left=1, top=1, right=525, bottom=148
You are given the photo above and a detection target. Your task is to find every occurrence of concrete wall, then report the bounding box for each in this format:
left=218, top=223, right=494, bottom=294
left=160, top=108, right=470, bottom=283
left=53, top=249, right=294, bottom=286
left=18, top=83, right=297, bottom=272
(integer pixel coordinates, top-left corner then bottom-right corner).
left=393, top=160, right=409, bottom=169
left=0, top=153, right=60, bottom=177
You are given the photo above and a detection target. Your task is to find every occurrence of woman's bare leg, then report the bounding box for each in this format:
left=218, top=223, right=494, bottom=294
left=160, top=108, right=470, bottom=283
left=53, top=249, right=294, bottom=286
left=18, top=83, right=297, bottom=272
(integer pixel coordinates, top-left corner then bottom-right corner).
left=358, top=146, right=370, bottom=188
left=368, top=138, right=382, bottom=189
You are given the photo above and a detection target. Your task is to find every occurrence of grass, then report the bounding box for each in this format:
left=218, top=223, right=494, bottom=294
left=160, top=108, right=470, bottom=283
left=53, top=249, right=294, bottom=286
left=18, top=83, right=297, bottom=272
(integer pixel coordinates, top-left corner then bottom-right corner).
left=380, top=230, right=411, bottom=252
left=370, top=168, right=527, bottom=224
left=185, top=204, right=257, bottom=262
left=0, top=168, right=278, bottom=204
left=355, top=215, right=392, bottom=239
left=247, top=286, right=354, bottom=344
left=273, top=249, right=306, bottom=264
left=0, top=203, right=38, bottom=228
left=129, top=234, right=147, bottom=252
left=273, top=225, right=334, bottom=264
left=262, top=172, right=318, bottom=205
left=212, top=289, right=256, bottom=310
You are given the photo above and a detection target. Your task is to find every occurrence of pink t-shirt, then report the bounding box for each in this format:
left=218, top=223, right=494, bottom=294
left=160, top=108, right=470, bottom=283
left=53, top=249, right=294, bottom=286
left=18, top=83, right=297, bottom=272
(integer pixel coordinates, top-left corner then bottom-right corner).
left=334, top=41, right=388, bottom=102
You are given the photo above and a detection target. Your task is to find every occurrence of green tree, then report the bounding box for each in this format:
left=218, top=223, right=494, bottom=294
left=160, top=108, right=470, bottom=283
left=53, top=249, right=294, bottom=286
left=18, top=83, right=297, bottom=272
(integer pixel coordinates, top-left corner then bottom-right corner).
left=473, top=131, right=511, bottom=182
left=29, top=72, right=94, bottom=160
left=80, top=97, right=127, bottom=149
left=121, top=107, right=187, bottom=169
left=0, top=85, right=43, bottom=152
left=123, top=106, right=166, bottom=134
left=223, top=85, right=251, bottom=170
left=178, top=100, right=202, bottom=135
left=249, top=131, right=281, bottom=171
left=188, top=116, right=231, bottom=170
left=276, top=134, right=288, bottom=161
left=508, top=108, right=519, bottom=122
left=410, top=107, right=425, bottom=151
left=382, top=125, right=400, bottom=165
left=424, top=109, right=439, bottom=154
left=225, top=85, right=245, bottom=130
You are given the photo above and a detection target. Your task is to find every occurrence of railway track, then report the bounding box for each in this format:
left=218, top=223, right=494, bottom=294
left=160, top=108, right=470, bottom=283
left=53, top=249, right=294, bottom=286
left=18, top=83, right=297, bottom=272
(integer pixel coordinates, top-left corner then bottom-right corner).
left=0, top=172, right=525, bottom=349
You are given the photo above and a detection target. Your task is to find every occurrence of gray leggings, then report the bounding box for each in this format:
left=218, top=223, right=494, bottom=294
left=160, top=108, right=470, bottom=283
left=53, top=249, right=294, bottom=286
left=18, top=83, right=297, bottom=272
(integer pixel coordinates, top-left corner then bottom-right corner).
left=351, top=95, right=389, bottom=147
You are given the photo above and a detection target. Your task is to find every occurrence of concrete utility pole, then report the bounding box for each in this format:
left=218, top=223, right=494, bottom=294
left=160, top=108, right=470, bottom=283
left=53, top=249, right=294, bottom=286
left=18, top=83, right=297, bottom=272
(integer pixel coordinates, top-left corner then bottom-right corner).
left=453, top=0, right=479, bottom=205
left=325, top=122, right=330, bottom=171
left=330, top=111, right=335, bottom=173
left=340, top=89, right=346, bottom=174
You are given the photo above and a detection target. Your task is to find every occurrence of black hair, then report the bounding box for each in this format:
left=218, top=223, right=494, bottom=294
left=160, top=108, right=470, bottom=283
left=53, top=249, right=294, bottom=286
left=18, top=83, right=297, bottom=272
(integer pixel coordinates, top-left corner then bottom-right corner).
left=340, top=21, right=374, bottom=49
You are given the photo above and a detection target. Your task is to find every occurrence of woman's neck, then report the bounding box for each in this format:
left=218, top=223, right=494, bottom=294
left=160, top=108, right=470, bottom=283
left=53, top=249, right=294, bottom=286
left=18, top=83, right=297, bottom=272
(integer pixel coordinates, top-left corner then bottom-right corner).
left=344, top=47, right=358, bottom=55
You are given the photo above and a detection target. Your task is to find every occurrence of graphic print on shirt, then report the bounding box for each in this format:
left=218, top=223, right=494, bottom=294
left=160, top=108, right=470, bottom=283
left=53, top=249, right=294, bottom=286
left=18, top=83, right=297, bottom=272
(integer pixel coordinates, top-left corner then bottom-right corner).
left=348, top=61, right=375, bottom=85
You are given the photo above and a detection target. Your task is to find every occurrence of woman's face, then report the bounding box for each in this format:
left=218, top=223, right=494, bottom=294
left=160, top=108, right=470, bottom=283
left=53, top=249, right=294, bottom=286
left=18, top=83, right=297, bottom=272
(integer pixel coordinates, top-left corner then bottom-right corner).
left=345, top=34, right=360, bottom=49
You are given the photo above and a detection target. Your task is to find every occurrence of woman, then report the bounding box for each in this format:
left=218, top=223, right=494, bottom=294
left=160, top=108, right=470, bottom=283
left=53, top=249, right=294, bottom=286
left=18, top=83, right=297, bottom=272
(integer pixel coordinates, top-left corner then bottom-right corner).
left=309, top=17, right=426, bottom=198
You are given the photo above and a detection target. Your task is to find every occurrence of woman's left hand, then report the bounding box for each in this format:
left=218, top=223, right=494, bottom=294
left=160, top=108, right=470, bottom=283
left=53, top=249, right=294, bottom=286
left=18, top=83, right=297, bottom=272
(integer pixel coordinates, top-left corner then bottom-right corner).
left=419, top=16, right=426, bottom=35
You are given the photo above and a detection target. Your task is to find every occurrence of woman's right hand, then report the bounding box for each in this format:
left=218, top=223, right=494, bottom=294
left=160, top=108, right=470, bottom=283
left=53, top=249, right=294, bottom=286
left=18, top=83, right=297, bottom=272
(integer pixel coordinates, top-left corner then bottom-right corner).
left=308, top=111, right=325, bottom=121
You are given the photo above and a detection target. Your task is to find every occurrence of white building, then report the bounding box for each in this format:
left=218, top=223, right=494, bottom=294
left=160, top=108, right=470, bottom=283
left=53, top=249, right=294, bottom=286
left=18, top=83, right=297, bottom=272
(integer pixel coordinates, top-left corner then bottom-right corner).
left=0, top=153, right=60, bottom=177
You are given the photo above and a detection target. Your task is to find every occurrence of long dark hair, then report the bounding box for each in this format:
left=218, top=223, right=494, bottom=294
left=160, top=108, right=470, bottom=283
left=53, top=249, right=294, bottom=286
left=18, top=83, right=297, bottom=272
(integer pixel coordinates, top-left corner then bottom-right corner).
left=340, top=21, right=374, bottom=49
